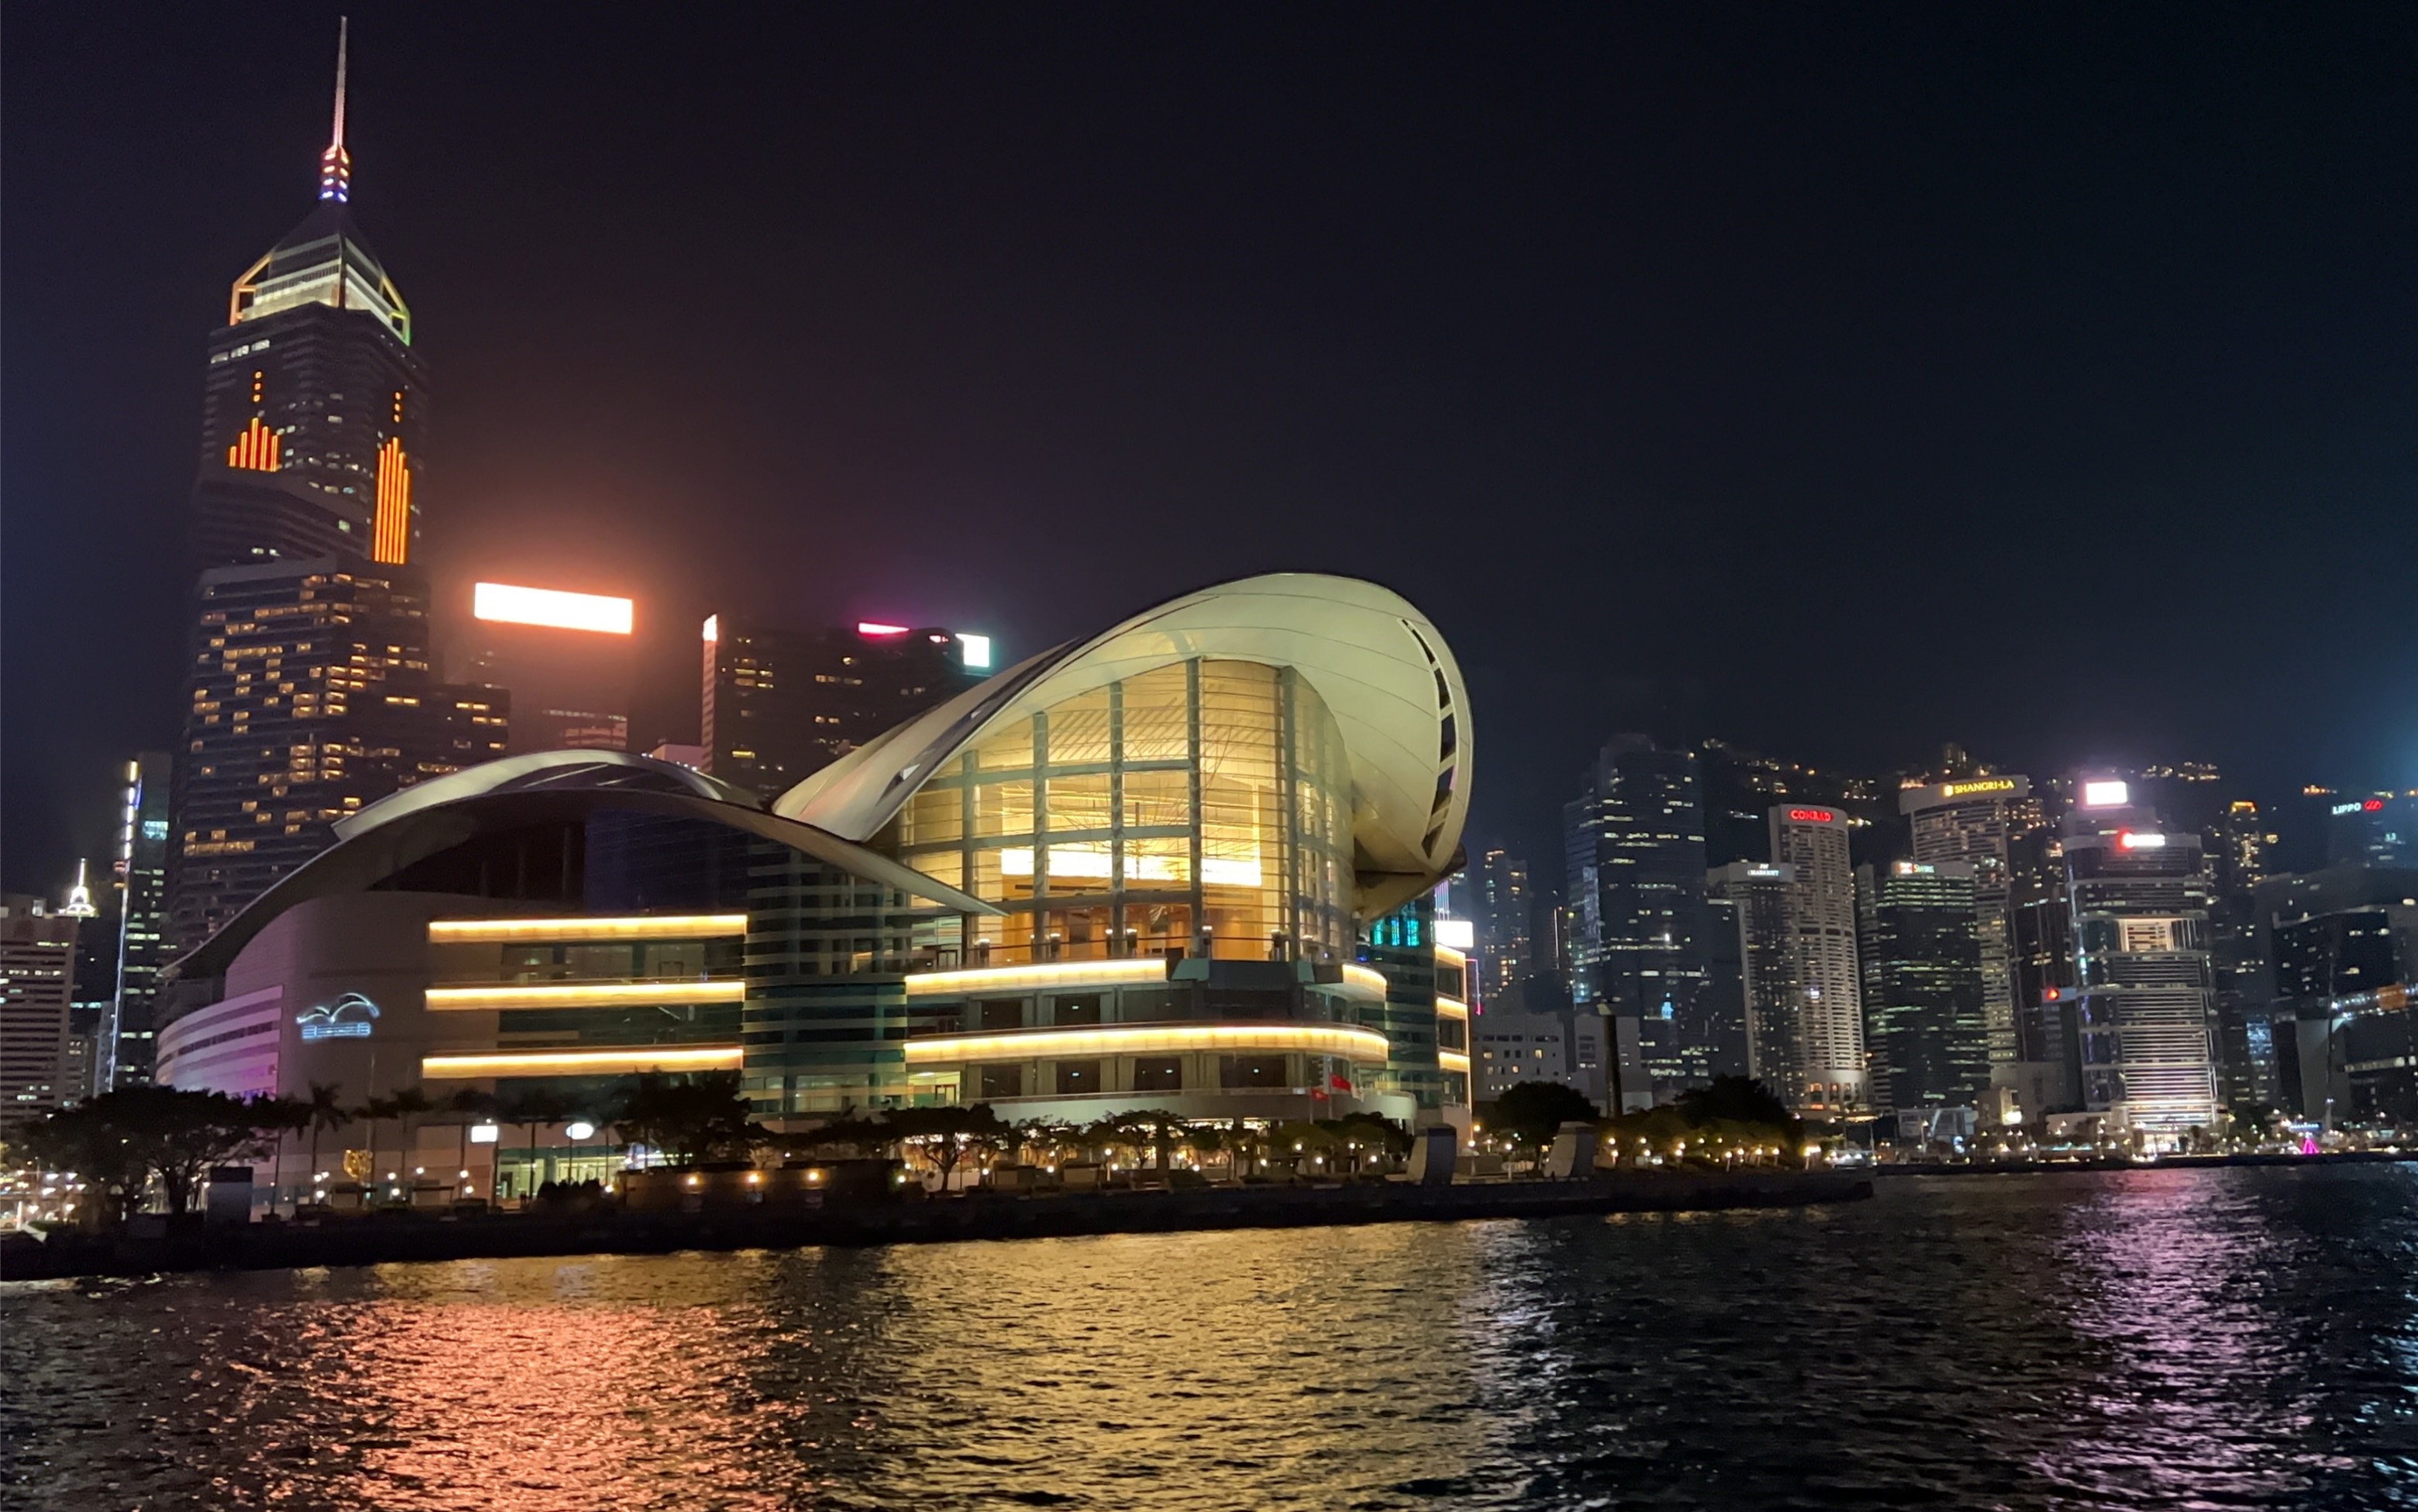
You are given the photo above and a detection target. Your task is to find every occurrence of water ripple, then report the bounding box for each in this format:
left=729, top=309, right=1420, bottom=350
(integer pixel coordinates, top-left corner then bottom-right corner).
left=4, top=1167, right=2414, bottom=1510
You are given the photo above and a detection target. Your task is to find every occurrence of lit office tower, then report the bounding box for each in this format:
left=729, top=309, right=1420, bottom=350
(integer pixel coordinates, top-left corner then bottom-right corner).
left=2062, top=781, right=2220, bottom=1146
left=1474, top=848, right=1534, bottom=1010
left=108, top=754, right=174, bottom=1087
left=2206, top=799, right=2276, bottom=1109
left=1899, top=774, right=2031, bottom=1073
left=191, top=22, right=425, bottom=569
left=1856, top=861, right=1988, bottom=1119
left=1768, top=805, right=1867, bottom=1112
left=166, top=561, right=508, bottom=952
left=2, top=898, right=83, bottom=1126
left=1563, top=737, right=1715, bottom=1093
left=1705, top=861, right=1797, bottom=1087
left=700, top=616, right=991, bottom=806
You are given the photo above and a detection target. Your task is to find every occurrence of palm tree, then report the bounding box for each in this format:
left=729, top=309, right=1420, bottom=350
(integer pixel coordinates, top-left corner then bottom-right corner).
left=445, top=1088, right=500, bottom=1191
left=354, top=1095, right=401, bottom=1198
left=304, top=1083, right=353, bottom=1200
left=498, top=1088, right=576, bottom=1203
left=387, top=1087, right=435, bottom=1196
left=247, top=1094, right=312, bottom=1211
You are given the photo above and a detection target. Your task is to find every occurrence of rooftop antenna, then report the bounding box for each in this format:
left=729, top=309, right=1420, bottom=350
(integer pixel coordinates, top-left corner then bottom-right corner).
left=318, top=16, right=351, bottom=202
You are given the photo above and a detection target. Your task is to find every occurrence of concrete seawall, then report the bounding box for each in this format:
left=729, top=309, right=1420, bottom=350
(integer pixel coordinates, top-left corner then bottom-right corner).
left=1, top=1172, right=1871, bottom=1281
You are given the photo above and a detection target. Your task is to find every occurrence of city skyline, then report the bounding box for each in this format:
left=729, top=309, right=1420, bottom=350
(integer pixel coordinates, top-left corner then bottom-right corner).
left=5, top=8, right=2413, bottom=903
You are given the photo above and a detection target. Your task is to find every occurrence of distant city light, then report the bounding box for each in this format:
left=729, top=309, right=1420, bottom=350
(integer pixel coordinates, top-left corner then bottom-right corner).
left=857, top=621, right=910, bottom=636
left=2117, top=831, right=2167, bottom=850
left=565, top=1121, right=597, bottom=1141
left=1787, top=807, right=1838, bottom=823
left=958, top=632, right=992, bottom=669
left=469, top=1124, right=500, bottom=1145
left=473, top=582, right=633, bottom=635
left=1434, top=917, right=1476, bottom=950
left=2082, top=779, right=2130, bottom=808
left=701, top=613, right=719, bottom=644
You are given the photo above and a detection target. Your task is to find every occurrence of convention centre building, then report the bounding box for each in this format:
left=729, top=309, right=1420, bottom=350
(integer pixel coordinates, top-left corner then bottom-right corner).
left=156, top=574, right=1474, bottom=1194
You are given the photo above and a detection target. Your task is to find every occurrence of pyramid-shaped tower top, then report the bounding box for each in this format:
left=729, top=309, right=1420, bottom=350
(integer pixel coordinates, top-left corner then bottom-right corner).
left=225, top=18, right=411, bottom=342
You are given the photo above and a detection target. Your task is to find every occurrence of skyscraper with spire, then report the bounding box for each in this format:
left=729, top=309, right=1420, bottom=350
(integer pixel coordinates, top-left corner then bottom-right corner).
left=191, top=18, right=426, bottom=568
left=166, top=23, right=505, bottom=957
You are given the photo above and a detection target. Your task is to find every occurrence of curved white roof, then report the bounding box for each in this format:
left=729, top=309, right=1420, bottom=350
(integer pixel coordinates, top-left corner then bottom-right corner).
left=333, top=749, right=753, bottom=842
left=774, top=573, right=1470, bottom=916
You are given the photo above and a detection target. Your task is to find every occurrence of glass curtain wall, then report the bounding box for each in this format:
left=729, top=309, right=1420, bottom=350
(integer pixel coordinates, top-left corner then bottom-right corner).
left=897, top=660, right=1353, bottom=964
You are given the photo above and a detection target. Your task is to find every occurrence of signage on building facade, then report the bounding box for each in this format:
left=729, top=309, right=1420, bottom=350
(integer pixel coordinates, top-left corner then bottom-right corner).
left=1939, top=778, right=2018, bottom=799
left=296, top=991, right=380, bottom=1042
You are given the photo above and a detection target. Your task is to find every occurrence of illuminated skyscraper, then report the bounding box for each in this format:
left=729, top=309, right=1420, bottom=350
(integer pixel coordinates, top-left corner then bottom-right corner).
left=107, top=754, right=174, bottom=1086
left=1706, top=861, right=1797, bottom=1091
left=165, top=560, right=508, bottom=952
left=2062, top=781, right=2220, bottom=1145
left=700, top=616, right=990, bottom=806
left=1856, top=861, right=1988, bottom=1119
left=191, top=21, right=425, bottom=569
left=1563, top=737, right=1715, bottom=1096
left=1768, top=804, right=1867, bottom=1112
left=1899, top=772, right=2033, bottom=1074
left=1473, top=848, right=1533, bottom=1009
left=1, top=899, right=83, bottom=1126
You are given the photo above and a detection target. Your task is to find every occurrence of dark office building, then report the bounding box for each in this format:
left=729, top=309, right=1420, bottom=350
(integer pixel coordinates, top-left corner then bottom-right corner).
left=2328, top=795, right=2418, bottom=870
left=700, top=617, right=989, bottom=806
left=165, top=559, right=507, bottom=950
left=1564, top=736, right=1715, bottom=1092
left=1856, top=861, right=1990, bottom=1119
left=2258, top=865, right=2418, bottom=1124
left=191, top=36, right=425, bottom=569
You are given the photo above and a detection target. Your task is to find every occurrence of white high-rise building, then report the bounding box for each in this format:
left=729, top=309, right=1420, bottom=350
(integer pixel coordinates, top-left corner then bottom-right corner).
left=2, top=897, right=83, bottom=1125
left=2062, top=782, right=2220, bottom=1146
left=1768, top=806, right=1868, bottom=1112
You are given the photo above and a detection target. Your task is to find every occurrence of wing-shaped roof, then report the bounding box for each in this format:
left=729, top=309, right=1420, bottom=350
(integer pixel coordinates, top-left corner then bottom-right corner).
left=174, top=762, right=999, bottom=983
left=773, top=572, right=1470, bottom=916
left=333, top=749, right=759, bottom=842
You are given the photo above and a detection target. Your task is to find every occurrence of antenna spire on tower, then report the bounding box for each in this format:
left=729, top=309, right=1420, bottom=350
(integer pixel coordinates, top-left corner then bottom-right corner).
left=319, top=17, right=352, bottom=202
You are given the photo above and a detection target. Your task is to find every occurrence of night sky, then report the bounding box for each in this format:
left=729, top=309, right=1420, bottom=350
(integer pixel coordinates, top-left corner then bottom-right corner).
left=5, top=4, right=2413, bottom=896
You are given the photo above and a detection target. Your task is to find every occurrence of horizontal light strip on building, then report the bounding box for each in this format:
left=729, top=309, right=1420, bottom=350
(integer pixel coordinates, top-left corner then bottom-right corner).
left=1336, top=964, right=1390, bottom=1002
left=1436, top=995, right=1470, bottom=1021
left=428, top=915, right=748, bottom=943
left=1438, top=1048, right=1471, bottom=1074
left=1434, top=944, right=1468, bottom=969
left=421, top=1046, right=743, bottom=1079
left=903, top=958, right=1173, bottom=998
left=425, top=980, right=747, bottom=1011
left=904, top=1022, right=1391, bottom=1065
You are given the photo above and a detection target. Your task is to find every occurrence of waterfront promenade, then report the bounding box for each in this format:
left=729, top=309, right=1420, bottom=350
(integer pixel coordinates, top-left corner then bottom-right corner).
left=0, top=1170, right=1869, bottom=1280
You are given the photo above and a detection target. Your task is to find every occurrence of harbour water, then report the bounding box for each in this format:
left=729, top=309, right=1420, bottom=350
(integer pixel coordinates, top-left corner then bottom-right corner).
left=4, top=1165, right=2413, bottom=1510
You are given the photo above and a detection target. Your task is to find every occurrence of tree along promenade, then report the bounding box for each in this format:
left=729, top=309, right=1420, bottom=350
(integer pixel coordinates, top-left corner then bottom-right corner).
left=0, top=1170, right=1871, bottom=1280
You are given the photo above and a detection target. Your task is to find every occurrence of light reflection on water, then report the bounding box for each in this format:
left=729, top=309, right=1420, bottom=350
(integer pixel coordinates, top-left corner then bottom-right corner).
left=4, top=1167, right=2414, bottom=1510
